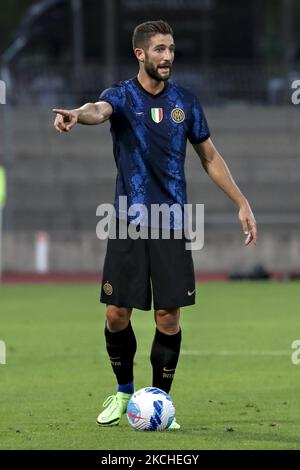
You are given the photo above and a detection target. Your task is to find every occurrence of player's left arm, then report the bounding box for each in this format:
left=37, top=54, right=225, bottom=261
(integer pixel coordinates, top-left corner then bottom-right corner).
left=193, top=138, right=257, bottom=246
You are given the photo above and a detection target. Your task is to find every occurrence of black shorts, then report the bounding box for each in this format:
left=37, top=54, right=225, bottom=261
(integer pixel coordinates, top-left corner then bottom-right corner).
left=100, top=223, right=195, bottom=311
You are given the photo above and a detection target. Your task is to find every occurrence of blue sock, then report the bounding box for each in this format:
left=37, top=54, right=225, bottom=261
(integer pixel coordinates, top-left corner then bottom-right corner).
left=118, top=382, right=134, bottom=394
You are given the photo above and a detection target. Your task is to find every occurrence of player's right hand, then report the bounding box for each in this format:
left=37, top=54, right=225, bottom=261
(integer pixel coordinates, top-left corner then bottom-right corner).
left=53, top=108, right=78, bottom=133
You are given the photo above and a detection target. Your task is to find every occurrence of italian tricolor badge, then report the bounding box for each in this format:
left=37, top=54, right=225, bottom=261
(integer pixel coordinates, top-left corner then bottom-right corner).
left=151, top=108, right=163, bottom=123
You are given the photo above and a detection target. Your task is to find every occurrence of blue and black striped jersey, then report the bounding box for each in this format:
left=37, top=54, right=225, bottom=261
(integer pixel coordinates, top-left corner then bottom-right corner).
left=99, top=77, right=210, bottom=228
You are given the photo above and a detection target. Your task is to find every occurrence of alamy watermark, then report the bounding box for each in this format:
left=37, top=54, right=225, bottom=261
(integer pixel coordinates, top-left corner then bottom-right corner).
left=291, top=340, right=300, bottom=365
left=291, top=80, right=300, bottom=104
left=0, top=340, right=6, bottom=365
left=0, top=80, right=6, bottom=104
left=96, top=197, right=204, bottom=250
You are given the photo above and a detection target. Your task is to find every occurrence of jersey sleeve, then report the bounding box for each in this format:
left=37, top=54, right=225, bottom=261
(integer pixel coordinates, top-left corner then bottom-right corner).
left=187, top=95, right=210, bottom=144
left=98, top=85, right=125, bottom=115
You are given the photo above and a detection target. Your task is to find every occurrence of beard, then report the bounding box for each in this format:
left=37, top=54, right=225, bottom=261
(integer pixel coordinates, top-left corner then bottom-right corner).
left=144, top=56, right=172, bottom=82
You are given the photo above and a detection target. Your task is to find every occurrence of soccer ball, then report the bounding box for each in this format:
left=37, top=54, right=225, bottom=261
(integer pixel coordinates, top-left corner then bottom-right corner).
left=126, top=387, right=175, bottom=431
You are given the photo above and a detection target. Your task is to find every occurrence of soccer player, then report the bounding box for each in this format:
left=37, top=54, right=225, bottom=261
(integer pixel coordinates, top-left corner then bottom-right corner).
left=53, top=20, right=257, bottom=430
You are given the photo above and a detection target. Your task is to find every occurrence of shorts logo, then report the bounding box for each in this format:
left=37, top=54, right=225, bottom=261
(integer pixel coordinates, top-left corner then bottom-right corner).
left=171, top=107, right=185, bottom=123
left=103, top=281, right=113, bottom=295
left=151, top=108, right=163, bottom=123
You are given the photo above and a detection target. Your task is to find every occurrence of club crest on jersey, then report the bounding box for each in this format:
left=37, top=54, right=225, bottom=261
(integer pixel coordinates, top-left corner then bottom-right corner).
left=171, top=107, right=185, bottom=123
left=151, top=108, right=163, bottom=123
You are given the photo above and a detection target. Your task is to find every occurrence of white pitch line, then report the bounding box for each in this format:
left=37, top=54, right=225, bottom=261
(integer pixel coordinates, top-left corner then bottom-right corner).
left=180, top=350, right=290, bottom=357
left=97, top=350, right=290, bottom=357
left=10, top=350, right=291, bottom=359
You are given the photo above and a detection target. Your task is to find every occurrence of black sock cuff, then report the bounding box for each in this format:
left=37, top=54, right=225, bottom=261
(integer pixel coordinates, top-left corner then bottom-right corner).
left=105, top=321, right=134, bottom=344
left=154, top=328, right=182, bottom=349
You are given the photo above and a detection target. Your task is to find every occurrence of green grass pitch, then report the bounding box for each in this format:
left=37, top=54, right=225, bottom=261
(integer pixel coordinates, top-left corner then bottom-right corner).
left=1, top=281, right=300, bottom=450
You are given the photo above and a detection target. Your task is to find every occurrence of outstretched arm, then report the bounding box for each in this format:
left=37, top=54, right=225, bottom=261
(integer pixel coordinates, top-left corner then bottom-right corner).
left=53, top=101, right=113, bottom=133
left=193, top=138, right=257, bottom=246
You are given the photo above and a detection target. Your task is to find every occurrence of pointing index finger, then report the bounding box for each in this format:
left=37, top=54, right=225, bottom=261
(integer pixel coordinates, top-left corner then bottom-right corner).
left=52, top=108, right=70, bottom=116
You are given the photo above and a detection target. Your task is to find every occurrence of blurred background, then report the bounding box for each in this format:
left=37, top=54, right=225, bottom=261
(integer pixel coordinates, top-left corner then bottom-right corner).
left=0, top=0, right=299, bottom=281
